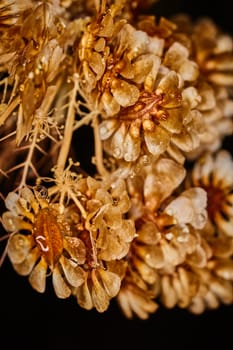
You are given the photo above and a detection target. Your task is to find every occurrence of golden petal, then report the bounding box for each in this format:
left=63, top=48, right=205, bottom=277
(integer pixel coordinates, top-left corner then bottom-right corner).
left=137, top=221, right=161, bottom=245
left=157, top=71, right=181, bottom=108
left=137, top=245, right=164, bottom=269
left=204, top=290, right=219, bottom=309
left=88, top=51, right=105, bottom=80
left=101, top=91, right=121, bottom=116
left=134, top=256, right=159, bottom=284
left=63, top=237, right=86, bottom=264
left=13, top=247, right=39, bottom=276
left=189, top=296, right=205, bottom=314
left=117, top=289, right=134, bottom=319
left=123, top=131, right=141, bottom=162
left=60, top=256, right=85, bottom=288
left=110, top=123, right=127, bottom=159
left=91, top=270, right=110, bottom=312
left=119, top=219, right=136, bottom=242
left=7, top=233, right=34, bottom=264
left=160, top=108, right=183, bottom=133
left=127, top=291, right=158, bottom=320
left=214, top=259, right=233, bottom=280
left=99, top=119, right=118, bottom=140
left=76, top=277, right=93, bottom=310
left=161, top=275, right=178, bottom=308
left=187, top=245, right=208, bottom=268
left=210, top=278, right=233, bottom=303
left=111, top=79, right=140, bottom=107
left=29, top=258, right=47, bottom=293
left=161, top=241, right=182, bottom=266
left=144, top=125, right=170, bottom=156
left=4, top=192, right=19, bottom=211
left=98, top=12, right=114, bottom=37
left=2, top=212, right=33, bottom=232
left=98, top=234, right=130, bottom=260
left=52, top=265, right=71, bottom=299
left=98, top=269, right=121, bottom=298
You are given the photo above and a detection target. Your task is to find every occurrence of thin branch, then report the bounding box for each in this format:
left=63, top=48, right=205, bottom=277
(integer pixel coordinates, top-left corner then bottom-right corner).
left=92, top=115, right=109, bottom=178
left=56, top=76, right=78, bottom=171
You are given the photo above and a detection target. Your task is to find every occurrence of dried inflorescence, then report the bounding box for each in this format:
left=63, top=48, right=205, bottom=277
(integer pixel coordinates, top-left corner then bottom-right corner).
left=0, top=0, right=233, bottom=319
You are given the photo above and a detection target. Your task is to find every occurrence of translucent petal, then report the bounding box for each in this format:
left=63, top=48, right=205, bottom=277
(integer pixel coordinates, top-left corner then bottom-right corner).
left=98, top=269, right=121, bottom=298
left=60, top=256, right=85, bottom=288
left=76, top=277, right=93, bottom=310
left=111, top=79, right=139, bottom=107
left=144, top=125, right=170, bottom=156
left=29, top=258, right=47, bottom=293
left=13, top=247, right=39, bottom=276
left=63, top=237, right=86, bottom=264
left=2, top=212, right=33, bottom=232
left=123, top=131, right=141, bottom=162
left=99, top=119, right=118, bottom=140
left=91, top=270, right=110, bottom=312
left=7, top=234, right=33, bottom=264
left=52, top=265, right=71, bottom=299
left=161, top=275, right=178, bottom=308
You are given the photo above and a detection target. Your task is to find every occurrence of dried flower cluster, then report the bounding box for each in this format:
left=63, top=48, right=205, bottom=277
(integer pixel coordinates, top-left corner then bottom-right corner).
left=0, top=0, right=233, bottom=319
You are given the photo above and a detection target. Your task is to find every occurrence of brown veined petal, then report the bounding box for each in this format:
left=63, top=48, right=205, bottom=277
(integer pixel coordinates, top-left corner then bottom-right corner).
left=76, top=277, right=93, bottom=310
left=111, top=79, right=140, bottom=107
left=59, top=256, right=85, bottom=288
left=7, top=234, right=34, bottom=264
left=89, top=52, right=106, bottom=80
left=52, top=266, right=71, bottom=299
left=98, top=232, right=130, bottom=261
left=63, top=237, right=86, bottom=264
left=29, top=258, right=47, bottom=293
left=98, top=269, right=121, bottom=298
left=157, top=71, right=181, bottom=108
left=91, top=270, right=110, bottom=312
left=144, top=125, right=170, bottom=156
left=123, top=131, right=141, bottom=162
left=160, top=108, right=183, bottom=134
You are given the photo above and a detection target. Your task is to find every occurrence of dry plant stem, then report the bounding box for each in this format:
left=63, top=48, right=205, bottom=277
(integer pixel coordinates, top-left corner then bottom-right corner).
left=0, top=96, right=20, bottom=126
left=56, top=77, right=78, bottom=171
left=92, top=115, right=109, bottom=178
left=0, top=232, right=14, bottom=268
left=18, top=126, right=39, bottom=189
left=67, top=189, right=87, bottom=219
left=17, top=78, right=63, bottom=188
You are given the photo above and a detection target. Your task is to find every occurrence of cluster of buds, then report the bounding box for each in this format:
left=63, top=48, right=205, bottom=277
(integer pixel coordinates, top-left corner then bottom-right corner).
left=0, top=0, right=233, bottom=319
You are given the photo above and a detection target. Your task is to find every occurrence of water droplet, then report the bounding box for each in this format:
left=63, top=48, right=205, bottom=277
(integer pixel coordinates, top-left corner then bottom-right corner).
left=113, top=147, right=122, bottom=158
left=165, top=232, right=173, bottom=240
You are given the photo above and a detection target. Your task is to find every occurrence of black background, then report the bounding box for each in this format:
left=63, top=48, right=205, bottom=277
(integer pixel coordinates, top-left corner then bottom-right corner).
left=1, top=1, right=233, bottom=349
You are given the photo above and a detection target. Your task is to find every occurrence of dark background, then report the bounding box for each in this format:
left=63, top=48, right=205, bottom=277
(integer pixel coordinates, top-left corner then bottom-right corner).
left=1, top=1, right=233, bottom=349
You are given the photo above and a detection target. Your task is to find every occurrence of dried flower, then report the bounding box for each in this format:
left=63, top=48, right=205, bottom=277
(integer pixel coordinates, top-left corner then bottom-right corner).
left=0, top=0, right=233, bottom=320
